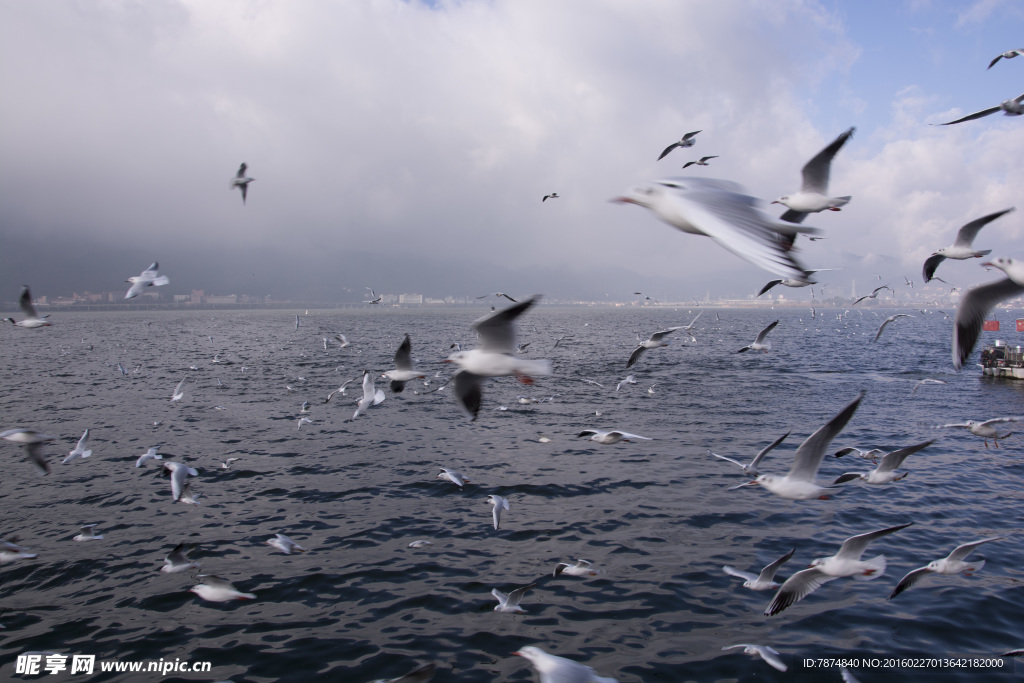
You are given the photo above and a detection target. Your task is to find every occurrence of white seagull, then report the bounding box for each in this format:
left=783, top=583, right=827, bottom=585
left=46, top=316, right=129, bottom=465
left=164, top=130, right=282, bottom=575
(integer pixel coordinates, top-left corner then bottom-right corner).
left=627, top=327, right=682, bottom=368
left=162, top=461, right=198, bottom=501
left=73, top=524, right=104, bottom=542
left=0, top=428, right=55, bottom=474
left=437, top=467, right=469, bottom=489
left=873, top=314, right=912, bottom=342
left=352, top=370, right=386, bottom=419
left=513, top=646, right=617, bottom=683
left=709, top=431, right=790, bottom=477
left=723, top=548, right=795, bottom=590
left=682, top=155, right=718, bottom=168
left=773, top=127, right=855, bottom=223
left=890, top=537, right=1005, bottom=598
left=756, top=269, right=835, bottom=297
left=721, top=644, right=788, bottom=672
left=487, top=494, right=509, bottom=530
left=446, top=296, right=551, bottom=420
left=125, top=262, right=170, bottom=299
left=267, top=533, right=308, bottom=554
left=923, top=209, right=1013, bottom=283
left=952, top=258, right=1024, bottom=369
left=577, top=430, right=652, bottom=444
left=740, top=391, right=865, bottom=500
left=492, top=583, right=534, bottom=613
left=230, top=163, right=254, bottom=204
left=3, top=286, right=51, bottom=328
left=934, top=92, right=1024, bottom=125
left=553, top=559, right=602, bottom=577
left=657, top=130, right=701, bottom=159
left=383, top=334, right=426, bottom=393
left=62, top=429, right=93, bottom=464
left=737, top=320, right=779, bottom=353
left=989, top=48, right=1024, bottom=69
left=615, top=375, right=637, bottom=391
left=765, top=522, right=913, bottom=616
left=832, top=440, right=935, bottom=485
left=911, top=378, right=947, bottom=395
left=191, top=575, right=256, bottom=602
left=940, top=416, right=1022, bottom=448
left=851, top=285, right=893, bottom=305
left=161, top=543, right=200, bottom=573
left=170, top=377, right=186, bottom=402
left=1, top=538, right=38, bottom=565
left=135, top=447, right=163, bottom=467
left=614, top=177, right=818, bottom=283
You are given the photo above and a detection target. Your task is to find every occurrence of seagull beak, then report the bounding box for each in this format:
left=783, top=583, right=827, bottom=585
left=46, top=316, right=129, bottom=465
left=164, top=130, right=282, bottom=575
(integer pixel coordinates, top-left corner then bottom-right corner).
left=770, top=200, right=781, bottom=205
left=610, top=196, right=637, bottom=205
left=981, top=262, right=994, bottom=268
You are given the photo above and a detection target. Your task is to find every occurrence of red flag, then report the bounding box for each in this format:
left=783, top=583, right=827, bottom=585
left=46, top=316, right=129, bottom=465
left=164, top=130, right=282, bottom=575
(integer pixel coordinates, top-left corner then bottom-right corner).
left=983, top=320, right=1000, bottom=331
left=1017, top=319, right=1024, bottom=332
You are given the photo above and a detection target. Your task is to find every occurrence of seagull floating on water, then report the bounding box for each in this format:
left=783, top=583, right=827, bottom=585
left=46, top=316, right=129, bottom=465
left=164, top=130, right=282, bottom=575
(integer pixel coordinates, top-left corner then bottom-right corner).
left=773, top=127, right=855, bottom=224
left=890, top=536, right=1004, bottom=599
left=230, top=163, right=254, bottom=204
left=723, top=548, right=795, bottom=590
left=923, top=209, right=1013, bottom=283
left=3, top=286, right=51, bottom=328
left=125, top=262, right=169, bottom=299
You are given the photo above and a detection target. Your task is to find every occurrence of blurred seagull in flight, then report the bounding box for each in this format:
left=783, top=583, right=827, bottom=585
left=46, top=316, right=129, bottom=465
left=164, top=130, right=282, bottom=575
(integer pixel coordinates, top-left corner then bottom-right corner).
left=873, top=314, right=912, bottom=342
left=230, top=163, right=254, bottom=204
left=721, top=644, right=788, bottom=672
left=191, top=575, right=255, bottom=602
left=852, top=285, right=893, bottom=305
left=682, top=155, right=718, bottom=168
left=161, top=543, right=200, bottom=573
left=162, top=461, right=198, bottom=501
left=382, top=334, right=427, bottom=393
left=513, top=646, right=617, bottom=683
left=125, top=262, right=170, bottom=299
left=0, top=428, right=55, bottom=474
left=73, top=524, right=103, bottom=542
left=988, top=48, right=1024, bottom=69
left=952, top=258, right=1024, bottom=369
left=922, top=209, right=1012, bottom=283
left=437, top=467, right=468, bottom=488
left=542, top=193, right=559, bottom=202
left=934, top=92, right=1024, bottom=125
left=773, top=127, right=855, bottom=223
left=614, top=177, right=818, bottom=283
left=267, top=533, right=307, bottom=554
left=476, top=292, right=518, bottom=303
left=135, top=447, right=162, bottom=467
left=577, top=429, right=652, bottom=444
left=170, top=377, right=186, bottom=402
left=657, top=130, right=701, bottom=160
left=627, top=327, right=682, bottom=368
left=487, top=494, right=510, bottom=530
left=3, top=286, right=51, bottom=328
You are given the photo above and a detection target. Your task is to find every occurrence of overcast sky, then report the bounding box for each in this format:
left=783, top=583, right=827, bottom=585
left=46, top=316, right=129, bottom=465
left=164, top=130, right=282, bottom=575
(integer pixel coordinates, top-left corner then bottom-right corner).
left=2, top=0, right=1023, bottom=302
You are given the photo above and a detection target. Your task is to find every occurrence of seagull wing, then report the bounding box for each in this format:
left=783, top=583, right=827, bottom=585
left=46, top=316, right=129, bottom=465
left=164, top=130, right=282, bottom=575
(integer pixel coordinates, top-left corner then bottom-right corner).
left=753, top=320, right=779, bottom=344
left=800, top=127, right=855, bottom=195
left=394, top=334, right=413, bottom=370
left=709, top=450, right=745, bottom=468
left=954, top=208, right=1014, bottom=248
left=648, top=327, right=680, bottom=342
left=657, top=141, right=681, bottom=160
left=25, top=441, right=51, bottom=474
left=757, top=280, right=783, bottom=297
left=980, top=416, right=1023, bottom=428
left=18, top=286, right=40, bottom=318
left=626, top=345, right=646, bottom=368
left=765, top=567, right=836, bottom=616
left=876, top=440, right=934, bottom=473
left=953, top=277, right=1024, bottom=370
left=471, top=296, right=539, bottom=353
left=723, top=566, right=759, bottom=582
left=936, top=105, right=1001, bottom=125
left=889, top=566, right=931, bottom=599
left=750, top=431, right=790, bottom=469
left=788, top=391, right=865, bottom=481
left=237, top=163, right=247, bottom=178
left=778, top=208, right=808, bottom=224
left=682, top=130, right=701, bottom=141
left=453, top=371, right=483, bottom=421
left=505, top=583, right=535, bottom=607
left=835, top=522, right=913, bottom=561
left=946, top=536, right=1004, bottom=562
left=758, top=547, right=796, bottom=583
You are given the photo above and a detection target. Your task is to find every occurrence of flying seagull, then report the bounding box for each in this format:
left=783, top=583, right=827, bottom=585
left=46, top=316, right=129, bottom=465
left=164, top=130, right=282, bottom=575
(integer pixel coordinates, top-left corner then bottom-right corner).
left=230, top=163, right=255, bottom=204
left=934, top=92, right=1024, bottom=125
left=852, top=285, right=893, bottom=305
left=832, top=439, right=935, bottom=484
left=890, top=537, right=1005, bottom=598
left=542, top=193, right=559, bottom=202
left=873, top=314, right=912, bottom=342
left=682, top=155, right=718, bottom=169
left=0, top=428, right=55, bottom=474
left=709, top=431, right=789, bottom=477
left=737, top=320, right=779, bottom=353
left=657, top=130, right=701, bottom=160
left=3, top=286, right=51, bottom=328
left=952, top=258, right=1024, bottom=369
left=513, top=646, right=617, bottom=683
left=125, top=262, right=170, bottom=299
left=382, top=334, right=426, bottom=393
left=627, top=327, right=682, bottom=368
left=922, top=208, right=1013, bottom=283
left=614, top=177, right=819, bottom=283
left=774, top=127, right=855, bottom=223
left=721, top=644, right=788, bottom=672
left=723, top=547, right=796, bottom=590
left=988, top=49, right=1024, bottom=69
left=940, top=416, right=1022, bottom=448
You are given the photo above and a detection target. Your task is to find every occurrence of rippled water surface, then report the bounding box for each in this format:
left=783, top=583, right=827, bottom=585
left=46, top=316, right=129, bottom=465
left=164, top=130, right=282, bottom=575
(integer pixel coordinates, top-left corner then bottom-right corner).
left=2, top=306, right=1024, bottom=682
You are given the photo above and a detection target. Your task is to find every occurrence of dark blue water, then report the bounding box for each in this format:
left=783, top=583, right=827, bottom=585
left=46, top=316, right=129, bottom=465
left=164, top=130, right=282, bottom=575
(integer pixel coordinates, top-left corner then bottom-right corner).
left=2, top=306, right=1023, bottom=682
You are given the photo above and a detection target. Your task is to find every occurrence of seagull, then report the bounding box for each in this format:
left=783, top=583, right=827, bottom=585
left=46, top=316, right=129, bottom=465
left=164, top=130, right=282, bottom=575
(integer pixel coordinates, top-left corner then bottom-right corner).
left=940, top=417, right=1022, bottom=448
left=325, top=380, right=354, bottom=402
left=577, top=430, right=652, bottom=444
left=922, top=209, right=1013, bottom=282
left=553, top=334, right=574, bottom=348
left=3, top=286, right=51, bottom=328
left=737, top=320, right=779, bottom=353
left=723, top=548, right=795, bottom=590
left=161, top=543, right=200, bottom=573
left=773, top=127, right=855, bottom=223
left=890, top=537, right=1004, bottom=598
left=408, top=540, right=433, bottom=549
left=73, top=524, right=104, bottom=542
left=934, top=92, right=1024, bottom=125
left=230, top=163, right=254, bottom=204
left=709, top=431, right=790, bottom=477
left=513, top=646, right=617, bottom=683
left=297, top=417, right=313, bottom=430
left=476, top=292, right=518, bottom=303
left=492, top=583, right=535, bottom=613
left=162, top=461, right=198, bottom=501
left=62, top=429, right=92, bottom=464
left=873, top=314, right=912, bottom=342
left=832, top=440, right=935, bottom=484
left=988, top=48, right=1024, bottom=69
left=833, top=446, right=884, bottom=461
left=299, top=401, right=310, bottom=413
left=721, top=644, right=788, bottom=672
left=852, top=285, right=893, bottom=305
left=542, top=193, right=559, bottom=202
left=135, top=447, right=163, bottom=467
left=124, top=262, right=170, bottom=299
left=190, top=575, right=256, bottom=602
left=294, top=315, right=300, bottom=330
left=627, top=327, right=682, bottom=368
left=765, top=522, right=913, bottom=616
left=952, top=258, right=1024, bottom=369
left=487, top=494, right=509, bottom=530
left=436, top=467, right=468, bottom=488
left=614, top=177, right=818, bottom=283
left=170, top=377, right=186, bottom=402
left=352, top=370, right=386, bottom=419
left=383, top=334, right=426, bottom=393
left=267, top=533, right=307, bottom=554
left=682, top=155, right=718, bottom=168
left=221, top=457, right=240, bottom=469
left=553, top=559, right=602, bottom=577
left=445, top=296, right=551, bottom=420
left=0, top=428, right=55, bottom=474
left=911, top=378, right=947, bottom=395
left=335, top=333, right=350, bottom=347
left=615, top=375, right=637, bottom=391
left=657, top=130, right=701, bottom=160
left=1, top=538, right=37, bottom=565
left=756, top=269, right=836, bottom=297
left=739, top=391, right=865, bottom=500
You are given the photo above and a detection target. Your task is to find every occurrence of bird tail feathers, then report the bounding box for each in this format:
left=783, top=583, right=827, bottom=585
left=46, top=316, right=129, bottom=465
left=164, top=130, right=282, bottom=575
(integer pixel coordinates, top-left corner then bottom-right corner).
left=853, top=555, right=886, bottom=580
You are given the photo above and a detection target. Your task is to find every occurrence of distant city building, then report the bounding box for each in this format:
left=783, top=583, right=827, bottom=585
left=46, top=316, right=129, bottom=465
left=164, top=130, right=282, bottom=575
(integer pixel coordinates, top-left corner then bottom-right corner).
left=191, top=289, right=204, bottom=304
left=173, top=294, right=191, bottom=303
left=205, top=294, right=238, bottom=305
left=399, top=293, right=423, bottom=304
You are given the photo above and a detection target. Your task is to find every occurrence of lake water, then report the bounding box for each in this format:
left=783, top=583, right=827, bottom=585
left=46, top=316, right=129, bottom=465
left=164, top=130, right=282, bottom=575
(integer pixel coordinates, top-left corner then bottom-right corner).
left=1, top=305, right=1023, bottom=682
